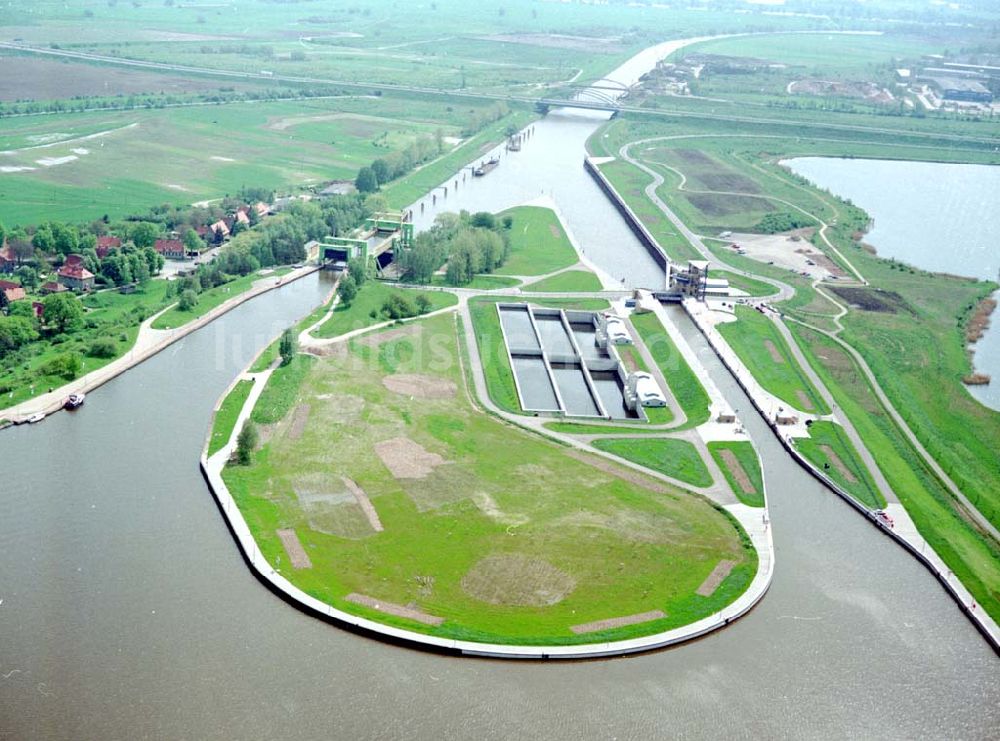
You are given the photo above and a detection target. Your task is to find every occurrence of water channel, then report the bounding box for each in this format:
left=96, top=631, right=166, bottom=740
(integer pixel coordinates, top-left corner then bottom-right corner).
left=2, top=51, right=998, bottom=741
left=785, top=156, right=1000, bottom=411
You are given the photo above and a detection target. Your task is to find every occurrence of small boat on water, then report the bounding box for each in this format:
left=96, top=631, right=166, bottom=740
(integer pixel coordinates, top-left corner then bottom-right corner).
left=27, top=412, right=46, bottom=424
left=473, top=157, right=500, bottom=177
left=65, top=393, right=86, bottom=410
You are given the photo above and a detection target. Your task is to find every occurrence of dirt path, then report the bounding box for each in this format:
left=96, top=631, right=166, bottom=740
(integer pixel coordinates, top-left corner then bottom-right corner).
left=696, top=560, right=736, bottom=596
left=276, top=529, right=313, bottom=569
left=795, top=389, right=815, bottom=411
left=764, top=339, right=784, bottom=364
left=343, top=478, right=383, bottom=532
left=570, top=610, right=665, bottom=634
left=719, top=450, right=755, bottom=494
left=820, top=444, right=857, bottom=483
left=345, top=593, right=443, bottom=626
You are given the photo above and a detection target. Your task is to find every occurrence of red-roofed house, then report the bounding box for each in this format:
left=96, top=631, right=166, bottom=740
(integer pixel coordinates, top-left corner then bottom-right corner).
left=0, top=279, right=26, bottom=306
left=154, top=238, right=186, bottom=260
left=234, top=209, right=250, bottom=226
left=254, top=202, right=269, bottom=218
left=95, top=235, right=121, bottom=259
left=209, top=219, right=230, bottom=240
left=57, top=254, right=96, bottom=292
left=32, top=301, right=45, bottom=319
left=40, top=281, right=68, bottom=295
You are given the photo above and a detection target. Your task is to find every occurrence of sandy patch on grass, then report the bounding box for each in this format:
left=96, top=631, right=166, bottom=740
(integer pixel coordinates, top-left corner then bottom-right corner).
left=719, top=450, right=756, bottom=494
left=277, top=528, right=312, bottom=569
left=764, top=339, right=784, bottom=364
left=343, top=477, right=383, bottom=532
left=548, top=223, right=561, bottom=239
left=461, top=554, right=576, bottom=607
left=211, top=155, right=236, bottom=162
left=375, top=436, right=448, bottom=479
left=165, top=183, right=190, bottom=191
left=0, top=166, right=35, bottom=173
left=36, top=155, right=77, bottom=167
left=71, top=148, right=89, bottom=155
left=795, top=389, right=815, bottom=412
left=383, top=373, right=456, bottom=400
left=303, top=343, right=349, bottom=358
left=570, top=610, right=665, bottom=634
left=820, top=444, right=857, bottom=483
left=345, top=593, right=443, bottom=626
left=472, top=491, right=529, bottom=527
left=696, top=559, right=736, bottom=596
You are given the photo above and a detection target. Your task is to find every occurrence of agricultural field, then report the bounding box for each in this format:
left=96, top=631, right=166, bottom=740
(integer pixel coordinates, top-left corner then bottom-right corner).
left=220, top=312, right=757, bottom=644
left=0, top=97, right=513, bottom=225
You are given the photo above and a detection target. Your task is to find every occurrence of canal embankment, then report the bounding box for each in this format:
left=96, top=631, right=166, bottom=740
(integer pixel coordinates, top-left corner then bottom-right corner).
left=0, top=265, right=320, bottom=428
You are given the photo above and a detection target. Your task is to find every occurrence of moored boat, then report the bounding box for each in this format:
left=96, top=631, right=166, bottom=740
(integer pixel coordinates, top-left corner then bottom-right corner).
left=65, top=393, right=86, bottom=410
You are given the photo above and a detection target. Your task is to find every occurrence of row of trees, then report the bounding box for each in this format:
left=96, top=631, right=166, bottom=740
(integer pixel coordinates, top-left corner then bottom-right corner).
left=354, top=133, right=444, bottom=194
left=396, top=211, right=512, bottom=286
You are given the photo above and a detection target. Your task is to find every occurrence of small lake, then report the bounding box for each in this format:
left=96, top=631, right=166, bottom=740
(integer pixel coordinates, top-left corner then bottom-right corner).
left=784, top=157, right=1000, bottom=411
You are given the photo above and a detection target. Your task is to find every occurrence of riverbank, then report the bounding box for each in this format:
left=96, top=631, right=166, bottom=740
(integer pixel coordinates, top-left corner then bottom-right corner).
left=0, top=265, right=320, bottom=428
left=682, top=295, right=1000, bottom=653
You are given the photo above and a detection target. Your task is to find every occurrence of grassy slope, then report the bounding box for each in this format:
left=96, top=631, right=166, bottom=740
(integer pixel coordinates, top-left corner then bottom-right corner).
left=151, top=269, right=290, bottom=330
left=593, top=437, right=713, bottom=488
left=313, top=281, right=457, bottom=339
left=222, top=312, right=755, bottom=644
left=495, top=206, right=579, bottom=276
left=794, top=421, right=885, bottom=509
left=717, top=306, right=830, bottom=415
left=523, top=270, right=602, bottom=293
left=792, top=323, right=1000, bottom=622
left=208, top=379, right=254, bottom=457
left=629, top=311, right=711, bottom=428
left=707, top=441, right=765, bottom=508
left=250, top=354, right=316, bottom=425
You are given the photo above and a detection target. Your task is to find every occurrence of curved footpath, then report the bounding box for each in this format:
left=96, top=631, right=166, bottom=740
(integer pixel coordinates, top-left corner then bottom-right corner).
left=0, top=265, right=320, bottom=427
left=199, top=294, right=775, bottom=659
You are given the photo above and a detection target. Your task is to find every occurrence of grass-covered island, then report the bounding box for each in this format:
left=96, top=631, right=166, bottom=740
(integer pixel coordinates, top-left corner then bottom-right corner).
left=209, top=311, right=758, bottom=647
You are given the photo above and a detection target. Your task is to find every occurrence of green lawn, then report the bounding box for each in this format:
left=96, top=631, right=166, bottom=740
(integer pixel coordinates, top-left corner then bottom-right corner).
left=708, top=441, right=765, bottom=508
left=468, top=296, right=611, bottom=415
left=208, top=380, right=254, bottom=457
left=593, top=437, right=713, bottom=488
left=544, top=422, right=667, bottom=436
left=428, top=274, right=521, bottom=290
left=794, top=421, right=885, bottom=509
left=629, top=311, right=711, bottom=428
left=717, top=306, right=830, bottom=415
left=250, top=354, right=316, bottom=425
left=313, top=281, right=457, bottom=340
left=523, top=270, right=602, bottom=293
left=495, top=206, right=580, bottom=276
left=222, top=312, right=755, bottom=645
left=711, top=270, right=778, bottom=298
left=151, top=269, right=290, bottom=330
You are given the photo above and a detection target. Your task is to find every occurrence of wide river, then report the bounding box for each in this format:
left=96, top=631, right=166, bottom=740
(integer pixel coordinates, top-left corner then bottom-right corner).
left=785, top=157, right=1000, bottom=411
left=3, top=49, right=999, bottom=740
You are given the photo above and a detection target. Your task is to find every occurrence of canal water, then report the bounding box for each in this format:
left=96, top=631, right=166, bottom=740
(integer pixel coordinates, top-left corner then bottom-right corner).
left=2, top=48, right=998, bottom=741
left=785, top=156, right=1000, bottom=411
